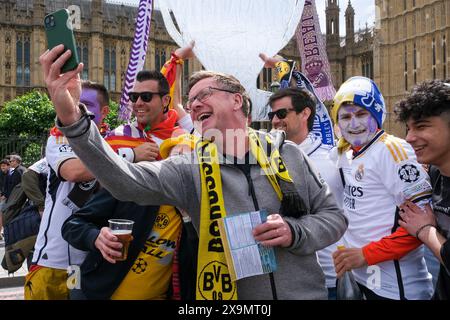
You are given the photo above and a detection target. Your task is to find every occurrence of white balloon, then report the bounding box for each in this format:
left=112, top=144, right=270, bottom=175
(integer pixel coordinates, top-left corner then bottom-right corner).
left=159, top=0, right=304, bottom=120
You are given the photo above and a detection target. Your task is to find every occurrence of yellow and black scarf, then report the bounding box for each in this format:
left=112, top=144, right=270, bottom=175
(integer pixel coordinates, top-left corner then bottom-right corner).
left=195, top=129, right=306, bottom=300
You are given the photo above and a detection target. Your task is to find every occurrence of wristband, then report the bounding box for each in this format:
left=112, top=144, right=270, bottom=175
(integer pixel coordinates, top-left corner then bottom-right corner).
left=171, top=52, right=184, bottom=65
left=56, top=103, right=94, bottom=138
left=415, top=223, right=435, bottom=239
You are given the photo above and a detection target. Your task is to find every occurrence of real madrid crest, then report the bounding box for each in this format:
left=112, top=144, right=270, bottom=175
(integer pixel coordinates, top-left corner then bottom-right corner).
left=355, top=164, right=364, bottom=182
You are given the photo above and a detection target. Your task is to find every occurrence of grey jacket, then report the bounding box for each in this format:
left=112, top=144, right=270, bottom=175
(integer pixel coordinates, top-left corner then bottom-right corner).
left=58, top=112, right=347, bottom=300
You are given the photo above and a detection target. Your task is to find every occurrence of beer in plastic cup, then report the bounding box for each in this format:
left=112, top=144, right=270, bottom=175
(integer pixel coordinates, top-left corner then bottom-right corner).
left=108, top=219, right=134, bottom=261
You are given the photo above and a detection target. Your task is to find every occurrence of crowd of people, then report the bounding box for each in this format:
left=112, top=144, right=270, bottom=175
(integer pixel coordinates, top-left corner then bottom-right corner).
left=1, top=41, right=448, bottom=301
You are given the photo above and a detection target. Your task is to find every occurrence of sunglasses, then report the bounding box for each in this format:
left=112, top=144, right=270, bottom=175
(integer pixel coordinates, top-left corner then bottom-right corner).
left=268, top=108, right=296, bottom=121
left=128, top=91, right=167, bottom=103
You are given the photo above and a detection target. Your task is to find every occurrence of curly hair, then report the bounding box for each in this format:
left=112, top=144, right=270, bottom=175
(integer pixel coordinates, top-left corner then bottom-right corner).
left=394, top=79, right=450, bottom=123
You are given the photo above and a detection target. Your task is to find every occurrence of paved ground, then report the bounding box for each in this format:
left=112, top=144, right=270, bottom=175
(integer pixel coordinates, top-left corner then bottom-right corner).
left=0, top=240, right=26, bottom=300
left=0, top=286, right=24, bottom=300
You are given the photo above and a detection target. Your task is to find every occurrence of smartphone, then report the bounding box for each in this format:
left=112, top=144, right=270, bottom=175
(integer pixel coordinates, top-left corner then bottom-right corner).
left=44, top=9, right=79, bottom=73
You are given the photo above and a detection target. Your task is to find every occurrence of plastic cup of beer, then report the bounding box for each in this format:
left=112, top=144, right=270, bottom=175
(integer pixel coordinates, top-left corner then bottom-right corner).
left=108, top=219, right=134, bottom=261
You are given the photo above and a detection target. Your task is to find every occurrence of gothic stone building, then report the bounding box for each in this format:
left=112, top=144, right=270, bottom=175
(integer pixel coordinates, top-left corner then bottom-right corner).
left=326, top=0, right=375, bottom=87
left=374, top=0, right=450, bottom=135
left=326, top=0, right=450, bottom=136
left=1, top=0, right=448, bottom=137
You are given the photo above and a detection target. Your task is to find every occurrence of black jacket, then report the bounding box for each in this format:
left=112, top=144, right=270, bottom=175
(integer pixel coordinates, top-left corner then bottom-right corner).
left=3, top=165, right=26, bottom=199
left=0, top=172, right=8, bottom=195
left=61, top=187, right=198, bottom=300
left=429, top=166, right=450, bottom=300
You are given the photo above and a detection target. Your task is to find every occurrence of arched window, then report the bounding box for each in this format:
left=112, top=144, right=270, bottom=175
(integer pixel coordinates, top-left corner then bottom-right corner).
left=413, top=42, right=418, bottom=84
left=183, top=59, right=190, bottom=98
left=111, top=48, right=116, bottom=91
left=443, top=35, right=447, bottom=79
left=155, top=49, right=160, bottom=71
left=111, top=72, right=116, bottom=92
left=432, top=38, right=436, bottom=79
left=83, top=46, right=89, bottom=79
left=16, top=34, right=31, bottom=86
left=104, top=47, right=110, bottom=90
left=16, top=65, right=22, bottom=86
left=104, top=44, right=117, bottom=91
left=16, top=37, right=23, bottom=86
left=261, top=68, right=272, bottom=91
left=404, top=45, right=408, bottom=91
left=77, top=40, right=89, bottom=79
left=161, top=49, right=166, bottom=70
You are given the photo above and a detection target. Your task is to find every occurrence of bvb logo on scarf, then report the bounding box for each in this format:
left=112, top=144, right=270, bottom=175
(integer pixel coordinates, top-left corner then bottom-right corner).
left=196, top=139, right=237, bottom=300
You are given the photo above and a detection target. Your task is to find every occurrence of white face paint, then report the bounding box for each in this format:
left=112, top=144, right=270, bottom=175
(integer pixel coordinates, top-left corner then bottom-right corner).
left=337, top=104, right=379, bottom=147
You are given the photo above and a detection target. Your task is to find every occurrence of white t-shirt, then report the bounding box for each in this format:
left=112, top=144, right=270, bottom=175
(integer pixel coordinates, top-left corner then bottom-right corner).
left=28, top=157, right=49, bottom=176
left=298, top=133, right=344, bottom=288
left=32, top=135, right=88, bottom=270
left=338, top=130, right=433, bottom=300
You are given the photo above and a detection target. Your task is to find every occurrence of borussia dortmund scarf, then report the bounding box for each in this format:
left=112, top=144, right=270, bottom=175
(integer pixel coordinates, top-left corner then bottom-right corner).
left=196, top=129, right=305, bottom=300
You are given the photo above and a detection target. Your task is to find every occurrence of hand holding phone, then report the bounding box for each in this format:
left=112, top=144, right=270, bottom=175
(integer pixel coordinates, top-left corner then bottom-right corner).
left=44, top=9, right=79, bottom=73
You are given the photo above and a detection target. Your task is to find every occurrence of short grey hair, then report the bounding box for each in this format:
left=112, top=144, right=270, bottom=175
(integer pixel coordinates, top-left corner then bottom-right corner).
left=9, top=154, right=22, bottom=163
left=188, top=70, right=251, bottom=117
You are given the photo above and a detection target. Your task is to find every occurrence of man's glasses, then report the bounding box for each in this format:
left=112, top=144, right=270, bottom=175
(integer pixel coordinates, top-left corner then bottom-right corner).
left=268, top=108, right=296, bottom=121
left=128, top=91, right=166, bottom=103
left=186, top=87, right=238, bottom=110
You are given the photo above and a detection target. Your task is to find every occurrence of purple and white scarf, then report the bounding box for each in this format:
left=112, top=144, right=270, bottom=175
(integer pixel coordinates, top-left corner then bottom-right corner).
left=118, top=0, right=153, bottom=121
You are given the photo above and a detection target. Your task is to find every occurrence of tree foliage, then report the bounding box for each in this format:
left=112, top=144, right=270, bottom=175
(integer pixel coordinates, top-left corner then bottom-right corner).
left=0, top=90, right=126, bottom=135
left=0, top=90, right=55, bottom=137
left=104, top=100, right=126, bottom=130
left=0, top=90, right=125, bottom=165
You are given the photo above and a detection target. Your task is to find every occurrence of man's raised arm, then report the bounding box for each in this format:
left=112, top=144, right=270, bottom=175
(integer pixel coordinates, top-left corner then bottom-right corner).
left=39, top=46, right=194, bottom=212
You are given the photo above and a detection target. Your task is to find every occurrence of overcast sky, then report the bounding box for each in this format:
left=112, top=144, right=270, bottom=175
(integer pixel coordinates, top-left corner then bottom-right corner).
left=112, top=0, right=376, bottom=36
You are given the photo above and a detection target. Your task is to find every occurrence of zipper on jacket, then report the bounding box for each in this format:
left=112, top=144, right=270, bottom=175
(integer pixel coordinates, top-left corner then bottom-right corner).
left=243, top=169, right=259, bottom=211
left=234, top=162, right=277, bottom=300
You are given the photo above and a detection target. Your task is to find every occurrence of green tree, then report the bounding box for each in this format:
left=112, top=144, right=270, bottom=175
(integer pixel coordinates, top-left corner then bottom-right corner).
left=0, top=90, right=53, bottom=165
left=0, top=91, right=126, bottom=136
left=0, top=90, right=55, bottom=137
left=0, top=91, right=126, bottom=165
left=104, top=100, right=126, bottom=130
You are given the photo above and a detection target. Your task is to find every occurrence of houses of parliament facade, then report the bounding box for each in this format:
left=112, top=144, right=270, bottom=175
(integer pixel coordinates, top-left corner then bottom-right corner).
left=0, top=0, right=449, bottom=136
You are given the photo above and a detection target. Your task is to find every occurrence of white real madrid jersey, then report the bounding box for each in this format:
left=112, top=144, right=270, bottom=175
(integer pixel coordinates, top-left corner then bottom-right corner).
left=338, top=130, right=433, bottom=300
left=32, top=135, right=88, bottom=270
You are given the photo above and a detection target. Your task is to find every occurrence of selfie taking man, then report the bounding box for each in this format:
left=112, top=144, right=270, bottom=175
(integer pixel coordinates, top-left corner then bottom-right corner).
left=40, top=45, right=347, bottom=300
left=62, top=71, right=183, bottom=300
left=62, top=48, right=199, bottom=300
left=331, top=76, right=434, bottom=300
left=25, top=81, right=110, bottom=300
